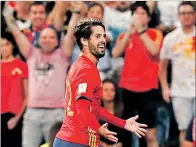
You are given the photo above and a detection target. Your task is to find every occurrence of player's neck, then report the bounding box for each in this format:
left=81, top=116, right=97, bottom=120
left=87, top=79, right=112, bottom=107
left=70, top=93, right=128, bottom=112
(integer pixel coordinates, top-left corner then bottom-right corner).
left=81, top=52, right=98, bottom=65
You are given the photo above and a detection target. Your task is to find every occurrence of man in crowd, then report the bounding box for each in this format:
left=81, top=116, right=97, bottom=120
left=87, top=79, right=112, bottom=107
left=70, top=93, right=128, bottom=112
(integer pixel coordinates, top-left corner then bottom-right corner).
left=159, top=2, right=196, bottom=147
left=113, top=2, right=163, bottom=147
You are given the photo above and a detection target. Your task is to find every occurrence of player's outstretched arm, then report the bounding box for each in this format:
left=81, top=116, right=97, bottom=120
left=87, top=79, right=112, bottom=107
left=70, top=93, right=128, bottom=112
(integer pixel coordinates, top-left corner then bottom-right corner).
left=124, top=115, right=148, bottom=138
left=76, top=98, right=119, bottom=142
left=99, top=107, right=147, bottom=138
left=76, top=99, right=101, bottom=131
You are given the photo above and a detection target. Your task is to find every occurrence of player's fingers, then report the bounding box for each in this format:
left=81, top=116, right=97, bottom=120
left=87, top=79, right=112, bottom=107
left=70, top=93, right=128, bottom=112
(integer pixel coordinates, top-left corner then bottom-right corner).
left=133, top=115, right=139, bottom=120
left=107, top=135, right=118, bottom=143
left=108, top=137, right=118, bottom=143
left=139, top=127, right=148, bottom=133
left=138, top=123, right=148, bottom=128
left=102, top=123, right=108, bottom=128
left=135, top=132, right=141, bottom=138
left=106, top=130, right=117, bottom=136
left=137, top=129, right=145, bottom=136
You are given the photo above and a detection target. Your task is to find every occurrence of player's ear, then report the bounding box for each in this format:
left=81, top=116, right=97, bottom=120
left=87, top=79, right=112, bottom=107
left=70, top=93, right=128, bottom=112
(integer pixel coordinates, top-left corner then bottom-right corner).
left=81, top=37, right=88, bottom=46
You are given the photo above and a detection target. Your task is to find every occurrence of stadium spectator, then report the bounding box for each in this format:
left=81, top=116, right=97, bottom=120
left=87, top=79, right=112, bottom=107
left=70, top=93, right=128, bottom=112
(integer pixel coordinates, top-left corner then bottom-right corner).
left=113, top=2, right=163, bottom=147
left=1, top=33, right=28, bottom=147
left=100, top=79, right=125, bottom=147
left=22, top=1, right=68, bottom=48
left=159, top=2, right=196, bottom=147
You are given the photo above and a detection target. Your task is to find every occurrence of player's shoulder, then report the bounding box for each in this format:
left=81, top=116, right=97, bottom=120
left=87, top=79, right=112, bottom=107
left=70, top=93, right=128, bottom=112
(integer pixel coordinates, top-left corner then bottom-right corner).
left=77, top=56, right=96, bottom=68
left=70, top=56, right=97, bottom=75
left=74, top=56, right=93, bottom=69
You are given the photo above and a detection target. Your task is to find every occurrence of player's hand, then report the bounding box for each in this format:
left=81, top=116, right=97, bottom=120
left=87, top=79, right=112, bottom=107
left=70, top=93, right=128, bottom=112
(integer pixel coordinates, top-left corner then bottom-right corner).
left=125, top=115, right=148, bottom=138
left=99, top=123, right=118, bottom=143
left=7, top=116, right=20, bottom=130
left=162, top=87, right=171, bottom=103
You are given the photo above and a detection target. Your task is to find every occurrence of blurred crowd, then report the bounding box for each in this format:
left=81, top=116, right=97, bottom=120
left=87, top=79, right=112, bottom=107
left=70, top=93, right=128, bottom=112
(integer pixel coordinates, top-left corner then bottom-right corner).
left=1, top=1, right=196, bottom=147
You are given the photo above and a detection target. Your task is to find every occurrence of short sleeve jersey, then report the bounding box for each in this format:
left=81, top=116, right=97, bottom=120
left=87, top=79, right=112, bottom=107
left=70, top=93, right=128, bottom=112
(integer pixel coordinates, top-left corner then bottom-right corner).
left=119, top=28, right=163, bottom=92
left=56, top=55, right=102, bottom=146
left=1, top=59, right=28, bottom=115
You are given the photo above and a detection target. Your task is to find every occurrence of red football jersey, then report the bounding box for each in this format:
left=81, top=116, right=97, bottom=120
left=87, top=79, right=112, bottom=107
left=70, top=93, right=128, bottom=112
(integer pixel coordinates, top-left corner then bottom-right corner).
left=119, top=28, right=163, bottom=92
left=1, top=59, right=28, bottom=115
left=56, top=55, right=102, bottom=146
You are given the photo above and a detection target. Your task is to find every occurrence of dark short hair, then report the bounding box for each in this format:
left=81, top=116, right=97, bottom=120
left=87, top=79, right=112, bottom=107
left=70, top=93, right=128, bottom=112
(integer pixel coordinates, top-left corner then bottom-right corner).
left=30, top=1, right=47, bottom=12
left=74, top=19, right=105, bottom=50
left=131, top=2, right=150, bottom=16
left=88, top=2, right=104, bottom=15
left=178, top=1, right=195, bottom=12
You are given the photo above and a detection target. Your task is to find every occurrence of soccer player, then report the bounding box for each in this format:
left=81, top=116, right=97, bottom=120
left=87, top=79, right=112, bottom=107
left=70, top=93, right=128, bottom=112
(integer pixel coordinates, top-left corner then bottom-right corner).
left=54, top=19, right=147, bottom=147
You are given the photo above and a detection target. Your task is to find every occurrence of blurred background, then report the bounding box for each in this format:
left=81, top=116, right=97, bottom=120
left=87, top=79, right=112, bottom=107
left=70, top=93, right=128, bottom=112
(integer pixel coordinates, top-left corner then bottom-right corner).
left=1, top=1, right=196, bottom=147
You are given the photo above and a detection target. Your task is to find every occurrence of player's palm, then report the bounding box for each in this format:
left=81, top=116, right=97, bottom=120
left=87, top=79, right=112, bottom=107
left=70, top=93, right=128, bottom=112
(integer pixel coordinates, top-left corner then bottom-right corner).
left=99, top=123, right=118, bottom=143
left=125, top=115, right=148, bottom=138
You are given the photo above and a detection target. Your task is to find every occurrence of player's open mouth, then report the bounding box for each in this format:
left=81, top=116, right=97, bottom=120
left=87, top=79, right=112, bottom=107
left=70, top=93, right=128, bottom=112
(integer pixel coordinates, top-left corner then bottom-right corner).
left=98, top=45, right=105, bottom=49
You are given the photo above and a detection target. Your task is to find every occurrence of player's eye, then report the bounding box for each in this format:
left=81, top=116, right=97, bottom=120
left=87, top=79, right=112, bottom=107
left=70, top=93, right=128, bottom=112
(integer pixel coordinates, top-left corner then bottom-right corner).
left=96, top=35, right=101, bottom=39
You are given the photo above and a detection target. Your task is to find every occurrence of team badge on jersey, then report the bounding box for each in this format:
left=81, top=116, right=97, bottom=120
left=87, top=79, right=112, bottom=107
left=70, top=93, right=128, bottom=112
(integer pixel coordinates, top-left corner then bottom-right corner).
left=78, top=83, right=87, bottom=94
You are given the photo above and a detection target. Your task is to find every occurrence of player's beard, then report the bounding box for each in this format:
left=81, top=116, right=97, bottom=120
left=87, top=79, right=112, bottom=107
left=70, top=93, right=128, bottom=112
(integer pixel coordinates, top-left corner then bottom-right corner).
left=88, top=41, right=105, bottom=59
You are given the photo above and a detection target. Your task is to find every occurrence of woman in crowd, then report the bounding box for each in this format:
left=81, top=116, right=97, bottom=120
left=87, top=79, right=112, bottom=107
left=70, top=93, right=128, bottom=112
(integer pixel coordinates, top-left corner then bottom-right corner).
left=1, top=33, right=28, bottom=147
left=100, top=78, right=125, bottom=147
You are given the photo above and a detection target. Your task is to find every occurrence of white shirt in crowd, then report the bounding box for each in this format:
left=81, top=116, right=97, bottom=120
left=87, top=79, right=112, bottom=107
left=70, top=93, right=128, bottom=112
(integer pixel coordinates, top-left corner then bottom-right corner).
left=160, top=26, right=196, bottom=98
